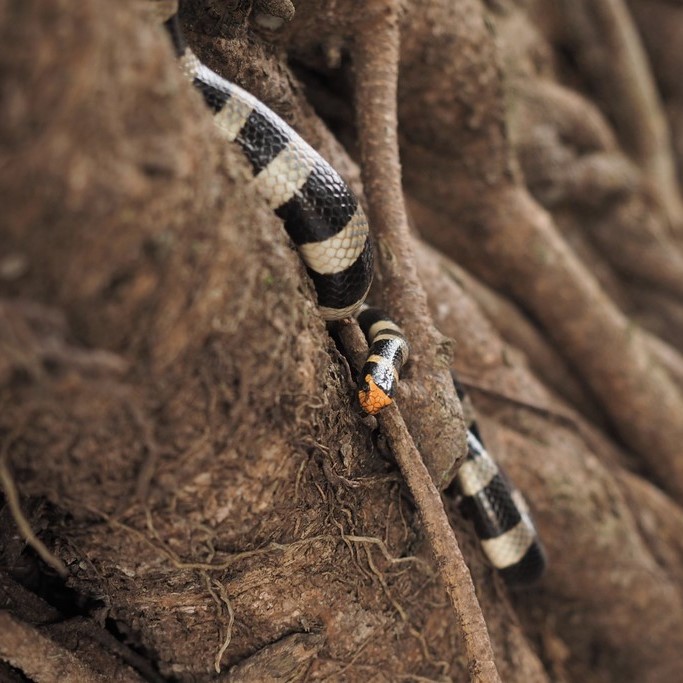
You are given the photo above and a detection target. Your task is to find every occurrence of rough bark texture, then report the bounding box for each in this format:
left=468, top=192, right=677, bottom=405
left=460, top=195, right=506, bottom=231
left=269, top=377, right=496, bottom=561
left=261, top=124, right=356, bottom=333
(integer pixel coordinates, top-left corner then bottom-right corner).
left=2, top=0, right=683, bottom=681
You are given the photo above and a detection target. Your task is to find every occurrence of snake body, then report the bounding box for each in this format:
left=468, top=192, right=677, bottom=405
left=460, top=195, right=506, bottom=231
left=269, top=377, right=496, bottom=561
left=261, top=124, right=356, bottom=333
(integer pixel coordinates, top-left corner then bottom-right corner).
left=456, top=429, right=546, bottom=584
left=359, top=311, right=545, bottom=585
left=451, top=372, right=546, bottom=585
left=166, top=16, right=373, bottom=320
left=164, top=14, right=544, bottom=585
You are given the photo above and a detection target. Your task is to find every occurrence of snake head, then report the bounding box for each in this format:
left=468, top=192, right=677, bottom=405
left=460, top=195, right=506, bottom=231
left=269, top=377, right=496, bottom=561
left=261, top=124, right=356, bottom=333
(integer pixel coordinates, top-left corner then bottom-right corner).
left=358, top=371, right=395, bottom=415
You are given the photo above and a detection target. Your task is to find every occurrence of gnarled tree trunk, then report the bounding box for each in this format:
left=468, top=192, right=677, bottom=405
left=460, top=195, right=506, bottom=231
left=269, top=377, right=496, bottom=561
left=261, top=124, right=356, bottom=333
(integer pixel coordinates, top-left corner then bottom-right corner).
left=1, top=0, right=683, bottom=681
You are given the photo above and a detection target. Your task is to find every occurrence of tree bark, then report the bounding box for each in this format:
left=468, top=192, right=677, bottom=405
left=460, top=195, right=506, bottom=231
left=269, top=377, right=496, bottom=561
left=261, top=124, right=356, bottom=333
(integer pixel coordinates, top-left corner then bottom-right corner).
left=2, top=0, right=683, bottom=681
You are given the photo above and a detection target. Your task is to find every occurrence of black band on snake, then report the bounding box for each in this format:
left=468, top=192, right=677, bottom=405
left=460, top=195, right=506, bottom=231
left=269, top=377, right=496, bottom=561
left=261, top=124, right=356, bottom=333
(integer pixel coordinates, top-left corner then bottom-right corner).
left=163, top=13, right=545, bottom=586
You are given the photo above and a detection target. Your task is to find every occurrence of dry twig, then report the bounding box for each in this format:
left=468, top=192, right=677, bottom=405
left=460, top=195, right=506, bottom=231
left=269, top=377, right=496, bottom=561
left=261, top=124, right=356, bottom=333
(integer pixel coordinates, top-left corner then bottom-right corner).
left=338, top=319, right=501, bottom=683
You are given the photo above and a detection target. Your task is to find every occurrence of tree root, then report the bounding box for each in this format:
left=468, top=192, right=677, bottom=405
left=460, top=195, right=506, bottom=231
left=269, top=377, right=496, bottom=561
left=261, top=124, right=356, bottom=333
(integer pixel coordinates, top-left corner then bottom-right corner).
left=628, top=285, right=683, bottom=348
left=511, top=79, right=683, bottom=303
left=0, top=439, right=67, bottom=577
left=352, top=0, right=467, bottom=487
left=464, top=188, right=683, bottom=499
left=3, top=0, right=683, bottom=680
left=626, top=0, right=683, bottom=183
left=392, top=0, right=683, bottom=500
left=226, top=632, right=325, bottom=682
left=423, top=242, right=605, bottom=425
left=0, top=611, right=145, bottom=683
left=413, top=240, right=683, bottom=681
left=338, top=319, right=501, bottom=683
left=554, top=0, right=683, bottom=233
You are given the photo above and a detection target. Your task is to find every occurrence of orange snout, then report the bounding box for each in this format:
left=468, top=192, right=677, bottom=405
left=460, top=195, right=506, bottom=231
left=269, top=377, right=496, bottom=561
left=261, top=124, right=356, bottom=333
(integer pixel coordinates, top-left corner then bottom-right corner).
left=358, top=375, right=393, bottom=415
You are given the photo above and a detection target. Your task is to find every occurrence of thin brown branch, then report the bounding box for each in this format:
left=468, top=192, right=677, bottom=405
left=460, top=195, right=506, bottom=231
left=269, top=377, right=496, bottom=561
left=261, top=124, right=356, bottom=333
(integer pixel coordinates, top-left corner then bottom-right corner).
left=0, top=428, right=67, bottom=578
left=338, top=319, right=501, bottom=683
left=352, top=0, right=466, bottom=487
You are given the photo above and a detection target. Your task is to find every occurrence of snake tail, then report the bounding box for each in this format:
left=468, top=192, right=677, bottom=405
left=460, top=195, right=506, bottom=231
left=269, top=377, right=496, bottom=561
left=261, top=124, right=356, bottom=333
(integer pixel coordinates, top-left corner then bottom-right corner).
left=452, top=373, right=546, bottom=585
